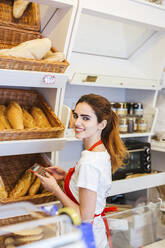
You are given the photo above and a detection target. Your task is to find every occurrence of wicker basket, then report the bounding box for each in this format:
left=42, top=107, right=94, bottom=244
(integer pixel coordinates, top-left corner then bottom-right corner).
left=0, top=153, right=58, bottom=204
left=0, top=0, right=40, bottom=31
left=0, top=88, right=64, bottom=141
left=0, top=25, right=69, bottom=73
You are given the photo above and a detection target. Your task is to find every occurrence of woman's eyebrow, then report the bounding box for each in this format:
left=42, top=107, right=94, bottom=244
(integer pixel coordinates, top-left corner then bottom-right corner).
left=80, top=114, right=91, bottom=118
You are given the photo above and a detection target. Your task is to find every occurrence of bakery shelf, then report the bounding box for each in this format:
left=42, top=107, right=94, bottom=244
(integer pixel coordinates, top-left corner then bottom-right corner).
left=64, top=132, right=153, bottom=141
left=0, top=69, right=67, bottom=88
left=0, top=138, right=67, bottom=156
left=70, top=73, right=159, bottom=90
left=81, top=0, right=165, bottom=30
left=110, top=172, right=165, bottom=196
left=151, top=140, right=165, bottom=152
left=30, top=0, right=76, bottom=8
left=120, top=132, right=154, bottom=138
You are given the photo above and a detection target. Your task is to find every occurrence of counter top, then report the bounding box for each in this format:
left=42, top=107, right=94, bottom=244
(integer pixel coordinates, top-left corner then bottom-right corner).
left=143, top=239, right=165, bottom=248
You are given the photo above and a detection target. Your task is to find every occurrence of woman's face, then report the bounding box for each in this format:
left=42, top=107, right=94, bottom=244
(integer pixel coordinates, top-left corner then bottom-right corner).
left=73, top=102, right=103, bottom=141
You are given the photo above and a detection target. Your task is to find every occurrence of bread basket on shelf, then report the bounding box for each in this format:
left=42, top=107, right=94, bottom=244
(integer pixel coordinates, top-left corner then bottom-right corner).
left=0, top=25, right=69, bottom=73
left=0, top=153, right=57, bottom=204
left=0, top=88, right=65, bottom=141
left=0, top=0, right=40, bottom=31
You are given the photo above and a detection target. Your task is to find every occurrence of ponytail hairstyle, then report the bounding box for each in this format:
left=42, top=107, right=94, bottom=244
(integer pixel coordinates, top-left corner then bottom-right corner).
left=76, top=94, right=128, bottom=173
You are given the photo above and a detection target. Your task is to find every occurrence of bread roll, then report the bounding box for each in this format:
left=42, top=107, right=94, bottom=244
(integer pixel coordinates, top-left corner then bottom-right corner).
left=0, top=105, right=11, bottom=130
left=9, top=169, right=32, bottom=198
left=14, top=233, right=43, bottom=244
left=28, top=177, right=41, bottom=196
left=0, top=176, right=8, bottom=199
left=31, top=107, right=51, bottom=128
left=43, top=51, right=65, bottom=62
left=14, top=227, right=43, bottom=236
left=0, top=38, right=52, bottom=60
left=126, top=173, right=149, bottom=179
left=22, top=108, right=34, bottom=129
left=7, top=101, right=24, bottom=130
left=13, top=0, right=30, bottom=19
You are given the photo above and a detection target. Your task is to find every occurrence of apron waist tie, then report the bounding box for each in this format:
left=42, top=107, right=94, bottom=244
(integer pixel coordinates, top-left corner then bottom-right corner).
left=94, top=206, right=118, bottom=248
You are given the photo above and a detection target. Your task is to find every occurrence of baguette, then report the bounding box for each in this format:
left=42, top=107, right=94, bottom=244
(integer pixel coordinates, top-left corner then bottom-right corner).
left=31, top=107, right=51, bottom=128
left=13, top=0, right=30, bottom=19
left=28, top=177, right=41, bottom=196
left=0, top=176, right=8, bottom=199
left=22, top=108, right=34, bottom=129
left=7, top=101, right=24, bottom=130
left=43, top=51, right=65, bottom=62
left=9, top=169, right=32, bottom=198
left=0, top=105, right=11, bottom=130
left=0, top=38, right=52, bottom=61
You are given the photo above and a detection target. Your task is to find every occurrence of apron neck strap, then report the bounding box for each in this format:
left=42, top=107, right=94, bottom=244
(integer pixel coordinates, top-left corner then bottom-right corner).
left=88, top=140, right=103, bottom=151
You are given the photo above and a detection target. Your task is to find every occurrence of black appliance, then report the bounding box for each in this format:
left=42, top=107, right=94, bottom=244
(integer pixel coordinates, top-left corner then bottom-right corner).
left=112, top=140, right=151, bottom=180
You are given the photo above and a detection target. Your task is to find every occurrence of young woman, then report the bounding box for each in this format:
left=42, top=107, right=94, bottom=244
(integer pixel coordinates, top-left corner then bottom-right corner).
left=35, top=94, right=128, bottom=248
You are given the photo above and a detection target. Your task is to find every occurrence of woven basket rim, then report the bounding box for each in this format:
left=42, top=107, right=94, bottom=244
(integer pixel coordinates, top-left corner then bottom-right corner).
left=0, top=55, right=70, bottom=66
left=0, top=153, right=57, bottom=204
left=0, top=88, right=65, bottom=136
left=0, top=1, right=40, bottom=31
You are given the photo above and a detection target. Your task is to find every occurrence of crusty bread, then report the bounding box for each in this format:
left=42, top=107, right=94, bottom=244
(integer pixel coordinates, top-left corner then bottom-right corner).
left=0, top=38, right=52, bottom=61
left=31, top=107, right=51, bottom=128
left=7, top=101, right=24, bottom=130
left=9, top=169, right=32, bottom=198
left=13, top=0, right=30, bottom=19
left=14, top=227, right=43, bottom=236
left=0, top=105, right=11, bottom=130
left=43, top=51, right=65, bottom=62
left=15, top=233, right=43, bottom=244
left=0, top=176, right=8, bottom=199
left=22, top=108, right=34, bottom=129
left=28, top=177, right=41, bottom=196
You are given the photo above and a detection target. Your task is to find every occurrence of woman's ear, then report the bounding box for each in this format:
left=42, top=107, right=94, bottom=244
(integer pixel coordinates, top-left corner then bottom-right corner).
left=98, top=120, right=107, bottom=131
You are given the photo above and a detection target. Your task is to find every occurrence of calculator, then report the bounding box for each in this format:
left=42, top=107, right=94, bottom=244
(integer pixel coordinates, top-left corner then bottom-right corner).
left=30, top=163, right=47, bottom=177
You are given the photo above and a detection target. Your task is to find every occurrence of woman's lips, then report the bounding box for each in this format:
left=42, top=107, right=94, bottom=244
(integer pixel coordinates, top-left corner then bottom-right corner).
left=75, top=127, right=84, bottom=133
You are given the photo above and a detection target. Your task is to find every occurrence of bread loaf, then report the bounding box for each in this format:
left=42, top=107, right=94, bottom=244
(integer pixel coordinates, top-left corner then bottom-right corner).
left=7, top=101, right=24, bottom=129
left=13, top=0, right=30, bottom=19
left=43, top=51, right=65, bottom=62
left=0, top=105, right=11, bottom=130
left=22, top=108, right=34, bottom=129
left=9, top=169, right=32, bottom=198
left=0, top=38, right=52, bottom=60
left=28, top=177, right=41, bottom=196
left=0, top=176, right=8, bottom=199
left=31, top=107, right=51, bottom=128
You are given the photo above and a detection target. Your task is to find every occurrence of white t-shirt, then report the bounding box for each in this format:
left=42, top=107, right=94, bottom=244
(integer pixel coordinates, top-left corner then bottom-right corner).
left=69, top=149, right=112, bottom=248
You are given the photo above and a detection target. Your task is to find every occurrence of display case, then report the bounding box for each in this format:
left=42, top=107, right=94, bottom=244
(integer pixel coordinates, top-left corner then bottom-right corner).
left=0, top=202, right=86, bottom=248
left=101, top=201, right=165, bottom=248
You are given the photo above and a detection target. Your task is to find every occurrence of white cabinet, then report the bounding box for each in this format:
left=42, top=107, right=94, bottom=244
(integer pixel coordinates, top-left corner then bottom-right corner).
left=0, top=0, right=78, bottom=156
left=60, top=0, right=165, bottom=195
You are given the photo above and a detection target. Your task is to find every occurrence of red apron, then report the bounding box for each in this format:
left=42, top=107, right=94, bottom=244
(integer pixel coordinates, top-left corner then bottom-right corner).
left=64, top=140, right=117, bottom=248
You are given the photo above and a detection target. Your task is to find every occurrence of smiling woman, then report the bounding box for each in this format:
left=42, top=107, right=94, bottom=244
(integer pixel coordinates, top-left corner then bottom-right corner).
left=35, top=94, right=128, bottom=248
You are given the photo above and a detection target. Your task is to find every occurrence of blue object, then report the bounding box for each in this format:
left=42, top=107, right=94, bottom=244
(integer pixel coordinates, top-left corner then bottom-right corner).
left=77, top=222, right=96, bottom=248
left=41, top=204, right=58, bottom=216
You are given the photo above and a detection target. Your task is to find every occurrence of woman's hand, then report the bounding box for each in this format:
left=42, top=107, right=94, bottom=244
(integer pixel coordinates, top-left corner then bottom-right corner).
left=46, top=166, right=66, bottom=181
left=35, top=172, right=60, bottom=194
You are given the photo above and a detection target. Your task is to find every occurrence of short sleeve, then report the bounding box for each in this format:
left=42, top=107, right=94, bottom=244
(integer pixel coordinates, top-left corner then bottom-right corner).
left=77, top=163, right=100, bottom=192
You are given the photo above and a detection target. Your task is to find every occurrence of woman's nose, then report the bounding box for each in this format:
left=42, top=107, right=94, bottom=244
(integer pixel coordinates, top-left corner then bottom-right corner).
left=74, top=117, right=81, bottom=126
